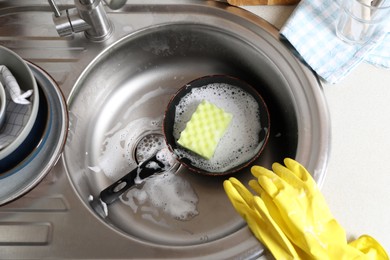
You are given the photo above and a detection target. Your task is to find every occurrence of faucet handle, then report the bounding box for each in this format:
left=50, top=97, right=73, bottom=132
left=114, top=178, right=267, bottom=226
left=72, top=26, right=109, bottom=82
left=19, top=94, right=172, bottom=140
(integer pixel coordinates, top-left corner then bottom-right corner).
left=48, top=0, right=61, bottom=17
left=48, top=0, right=113, bottom=41
left=48, top=0, right=91, bottom=38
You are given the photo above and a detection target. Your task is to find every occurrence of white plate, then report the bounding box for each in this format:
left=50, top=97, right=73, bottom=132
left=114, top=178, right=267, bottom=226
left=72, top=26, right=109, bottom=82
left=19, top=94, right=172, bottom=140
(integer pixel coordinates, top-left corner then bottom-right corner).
left=0, top=62, right=67, bottom=205
left=0, top=46, right=39, bottom=160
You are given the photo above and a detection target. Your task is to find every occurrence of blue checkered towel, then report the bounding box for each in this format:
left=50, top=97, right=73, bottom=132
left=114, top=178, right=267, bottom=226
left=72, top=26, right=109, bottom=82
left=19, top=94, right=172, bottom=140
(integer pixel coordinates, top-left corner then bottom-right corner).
left=280, top=0, right=390, bottom=84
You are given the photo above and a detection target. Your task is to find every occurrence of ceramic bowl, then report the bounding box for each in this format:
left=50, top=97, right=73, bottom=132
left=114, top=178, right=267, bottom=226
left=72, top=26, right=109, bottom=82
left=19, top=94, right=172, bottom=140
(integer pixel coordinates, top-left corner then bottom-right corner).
left=0, top=82, right=5, bottom=129
left=0, top=46, right=39, bottom=166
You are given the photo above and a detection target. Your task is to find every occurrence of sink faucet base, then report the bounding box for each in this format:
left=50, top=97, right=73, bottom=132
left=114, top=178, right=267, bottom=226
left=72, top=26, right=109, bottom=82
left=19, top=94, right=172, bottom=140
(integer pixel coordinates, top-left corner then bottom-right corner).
left=49, top=0, right=114, bottom=41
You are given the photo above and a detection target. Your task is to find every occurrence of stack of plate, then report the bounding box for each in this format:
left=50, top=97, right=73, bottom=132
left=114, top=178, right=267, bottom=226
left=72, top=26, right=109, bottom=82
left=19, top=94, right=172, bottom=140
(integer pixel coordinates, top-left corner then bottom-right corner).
left=0, top=46, right=40, bottom=171
left=0, top=46, right=68, bottom=206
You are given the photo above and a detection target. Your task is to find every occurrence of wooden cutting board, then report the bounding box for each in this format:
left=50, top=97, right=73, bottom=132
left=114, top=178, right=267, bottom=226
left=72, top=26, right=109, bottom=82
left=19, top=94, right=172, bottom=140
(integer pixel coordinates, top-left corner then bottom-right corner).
left=227, top=0, right=299, bottom=5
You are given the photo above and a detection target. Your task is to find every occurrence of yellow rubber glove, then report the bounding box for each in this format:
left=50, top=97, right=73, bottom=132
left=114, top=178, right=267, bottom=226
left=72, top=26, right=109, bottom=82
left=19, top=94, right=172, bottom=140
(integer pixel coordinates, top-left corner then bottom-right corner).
left=249, top=158, right=389, bottom=260
left=349, top=235, right=390, bottom=260
left=223, top=177, right=303, bottom=259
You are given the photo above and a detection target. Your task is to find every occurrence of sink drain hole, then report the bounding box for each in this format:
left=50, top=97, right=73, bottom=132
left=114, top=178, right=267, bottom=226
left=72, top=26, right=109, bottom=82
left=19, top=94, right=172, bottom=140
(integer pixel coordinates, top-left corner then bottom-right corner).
left=134, top=132, right=180, bottom=173
left=135, top=133, right=165, bottom=164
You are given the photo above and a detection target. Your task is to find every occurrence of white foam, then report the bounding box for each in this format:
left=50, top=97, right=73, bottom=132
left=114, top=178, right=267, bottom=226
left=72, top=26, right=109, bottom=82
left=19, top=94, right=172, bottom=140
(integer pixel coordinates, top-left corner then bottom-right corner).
left=156, top=148, right=176, bottom=168
left=97, top=117, right=162, bottom=180
left=95, top=115, right=198, bottom=222
left=123, top=172, right=199, bottom=221
left=173, top=83, right=266, bottom=173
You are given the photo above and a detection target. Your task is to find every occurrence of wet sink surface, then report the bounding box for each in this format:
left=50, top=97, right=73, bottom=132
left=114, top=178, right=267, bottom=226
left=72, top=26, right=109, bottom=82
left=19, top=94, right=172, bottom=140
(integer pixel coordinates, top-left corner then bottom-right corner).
left=0, top=1, right=330, bottom=259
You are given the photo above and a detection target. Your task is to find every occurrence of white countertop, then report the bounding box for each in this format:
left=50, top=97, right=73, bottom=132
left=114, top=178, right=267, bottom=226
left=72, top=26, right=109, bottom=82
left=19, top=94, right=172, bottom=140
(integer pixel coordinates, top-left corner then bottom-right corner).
left=243, top=5, right=390, bottom=255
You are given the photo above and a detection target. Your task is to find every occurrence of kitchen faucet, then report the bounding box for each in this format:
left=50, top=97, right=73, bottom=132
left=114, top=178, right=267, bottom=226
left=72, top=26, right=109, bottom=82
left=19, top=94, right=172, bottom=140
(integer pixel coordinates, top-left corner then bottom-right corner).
left=48, top=0, right=126, bottom=41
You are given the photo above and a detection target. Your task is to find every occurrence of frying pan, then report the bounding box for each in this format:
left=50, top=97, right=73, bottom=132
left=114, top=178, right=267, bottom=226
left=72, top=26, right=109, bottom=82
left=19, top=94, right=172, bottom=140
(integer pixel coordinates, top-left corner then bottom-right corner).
left=93, top=75, right=270, bottom=214
left=163, top=75, right=270, bottom=175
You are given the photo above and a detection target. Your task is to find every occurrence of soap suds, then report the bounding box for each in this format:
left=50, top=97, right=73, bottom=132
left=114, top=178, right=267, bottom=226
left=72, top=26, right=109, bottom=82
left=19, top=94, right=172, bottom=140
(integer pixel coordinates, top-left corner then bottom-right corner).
left=173, top=83, right=266, bottom=173
left=122, top=171, right=199, bottom=221
left=97, top=117, right=161, bottom=180
left=94, top=116, right=199, bottom=222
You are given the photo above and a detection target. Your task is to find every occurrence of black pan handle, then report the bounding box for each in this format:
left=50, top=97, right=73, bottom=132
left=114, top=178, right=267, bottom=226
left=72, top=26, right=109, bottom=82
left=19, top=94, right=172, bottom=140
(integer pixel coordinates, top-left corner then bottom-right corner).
left=99, top=154, right=165, bottom=205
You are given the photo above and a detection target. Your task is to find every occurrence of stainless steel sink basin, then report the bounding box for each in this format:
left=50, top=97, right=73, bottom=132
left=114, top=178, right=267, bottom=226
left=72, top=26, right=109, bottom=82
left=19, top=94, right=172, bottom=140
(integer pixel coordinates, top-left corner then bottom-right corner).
left=0, top=1, right=330, bottom=259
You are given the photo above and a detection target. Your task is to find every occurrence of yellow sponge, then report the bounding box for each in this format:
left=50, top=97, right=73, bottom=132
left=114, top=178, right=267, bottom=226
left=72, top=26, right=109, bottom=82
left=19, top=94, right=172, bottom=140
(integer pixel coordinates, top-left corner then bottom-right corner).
left=177, top=100, right=233, bottom=160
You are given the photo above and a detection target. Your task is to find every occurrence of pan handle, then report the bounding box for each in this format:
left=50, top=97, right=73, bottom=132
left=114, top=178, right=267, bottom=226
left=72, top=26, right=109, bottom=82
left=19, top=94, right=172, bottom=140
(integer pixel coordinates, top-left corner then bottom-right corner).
left=99, top=153, right=165, bottom=205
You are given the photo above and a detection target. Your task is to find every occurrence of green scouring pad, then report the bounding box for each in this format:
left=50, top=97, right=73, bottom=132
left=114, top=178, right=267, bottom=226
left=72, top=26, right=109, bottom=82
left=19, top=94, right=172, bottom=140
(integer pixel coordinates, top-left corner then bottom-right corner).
left=177, top=100, right=233, bottom=160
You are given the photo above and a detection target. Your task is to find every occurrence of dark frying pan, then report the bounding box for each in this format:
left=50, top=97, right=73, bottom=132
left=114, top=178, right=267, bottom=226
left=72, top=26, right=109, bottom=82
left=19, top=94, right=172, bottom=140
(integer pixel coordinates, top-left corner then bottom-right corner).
left=92, top=75, right=270, bottom=214
left=163, top=75, right=270, bottom=176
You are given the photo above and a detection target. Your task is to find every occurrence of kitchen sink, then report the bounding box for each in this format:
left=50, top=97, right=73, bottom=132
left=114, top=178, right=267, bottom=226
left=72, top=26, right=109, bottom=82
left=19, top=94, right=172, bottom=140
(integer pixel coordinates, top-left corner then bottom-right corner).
left=0, top=1, right=330, bottom=259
